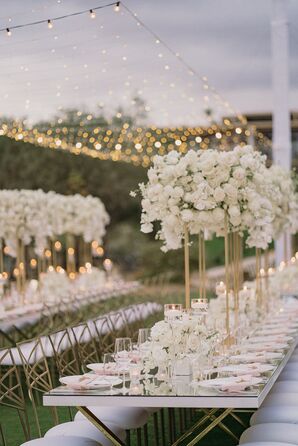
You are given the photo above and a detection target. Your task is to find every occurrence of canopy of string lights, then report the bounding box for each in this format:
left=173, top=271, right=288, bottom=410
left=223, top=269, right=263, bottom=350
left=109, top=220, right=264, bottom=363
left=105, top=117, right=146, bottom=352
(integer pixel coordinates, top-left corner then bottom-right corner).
left=0, top=0, right=273, bottom=166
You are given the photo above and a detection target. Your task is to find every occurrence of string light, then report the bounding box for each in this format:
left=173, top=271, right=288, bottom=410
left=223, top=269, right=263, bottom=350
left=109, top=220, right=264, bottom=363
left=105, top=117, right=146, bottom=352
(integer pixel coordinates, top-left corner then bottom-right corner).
left=114, top=2, right=120, bottom=12
left=0, top=2, right=119, bottom=35
left=89, top=9, right=96, bottom=19
left=0, top=121, right=271, bottom=167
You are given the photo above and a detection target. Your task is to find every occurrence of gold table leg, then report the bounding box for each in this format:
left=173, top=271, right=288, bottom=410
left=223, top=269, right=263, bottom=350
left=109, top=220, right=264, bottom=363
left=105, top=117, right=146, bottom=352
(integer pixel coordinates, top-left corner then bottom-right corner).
left=76, top=406, right=125, bottom=446
left=172, top=408, right=219, bottom=446
left=202, top=409, right=239, bottom=442
left=172, top=408, right=235, bottom=446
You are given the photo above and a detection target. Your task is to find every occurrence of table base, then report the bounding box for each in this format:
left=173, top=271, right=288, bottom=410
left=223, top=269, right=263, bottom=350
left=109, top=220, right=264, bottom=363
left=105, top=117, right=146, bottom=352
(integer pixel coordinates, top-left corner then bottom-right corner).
left=77, top=405, right=249, bottom=445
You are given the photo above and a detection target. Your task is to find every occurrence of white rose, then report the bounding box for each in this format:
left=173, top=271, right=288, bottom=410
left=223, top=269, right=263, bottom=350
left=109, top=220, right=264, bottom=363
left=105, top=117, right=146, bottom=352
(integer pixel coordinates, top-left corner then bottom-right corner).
left=181, top=209, right=194, bottom=222
left=213, top=187, right=225, bottom=202
left=141, top=223, right=153, bottom=233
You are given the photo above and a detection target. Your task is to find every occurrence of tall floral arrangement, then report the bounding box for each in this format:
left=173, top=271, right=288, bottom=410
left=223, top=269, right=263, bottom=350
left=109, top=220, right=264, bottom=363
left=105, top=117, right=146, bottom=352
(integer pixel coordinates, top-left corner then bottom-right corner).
left=142, top=319, right=213, bottom=371
left=0, top=189, right=110, bottom=256
left=135, top=146, right=276, bottom=250
left=264, top=165, right=298, bottom=237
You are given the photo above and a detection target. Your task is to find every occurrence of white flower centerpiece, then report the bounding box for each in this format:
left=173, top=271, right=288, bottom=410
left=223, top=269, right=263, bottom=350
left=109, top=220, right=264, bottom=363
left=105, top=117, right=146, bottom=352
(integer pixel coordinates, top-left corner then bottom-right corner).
left=142, top=318, right=215, bottom=375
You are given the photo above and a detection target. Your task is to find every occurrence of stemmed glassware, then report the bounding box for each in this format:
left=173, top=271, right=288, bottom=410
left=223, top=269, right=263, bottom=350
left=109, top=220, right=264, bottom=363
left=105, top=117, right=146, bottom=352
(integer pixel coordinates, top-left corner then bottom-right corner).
left=114, top=337, right=132, bottom=394
left=137, top=328, right=151, bottom=378
left=103, top=353, right=117, bottom=394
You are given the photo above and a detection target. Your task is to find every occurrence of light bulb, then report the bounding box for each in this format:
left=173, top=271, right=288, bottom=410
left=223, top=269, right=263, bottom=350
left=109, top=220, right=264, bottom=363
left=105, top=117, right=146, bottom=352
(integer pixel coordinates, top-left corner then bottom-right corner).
left=114, top=2, right=120, bottom=12
left=90, top=9, right=96, bottom=19
left=47, top=20, right=53, bottom=29
left=6, top=28, right=11, bottom=36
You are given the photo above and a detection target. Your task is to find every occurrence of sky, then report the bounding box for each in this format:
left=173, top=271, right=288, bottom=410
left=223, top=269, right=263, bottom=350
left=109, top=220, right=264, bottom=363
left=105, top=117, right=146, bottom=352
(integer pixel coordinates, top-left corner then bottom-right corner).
left=0, top=0, right=297, bottom=126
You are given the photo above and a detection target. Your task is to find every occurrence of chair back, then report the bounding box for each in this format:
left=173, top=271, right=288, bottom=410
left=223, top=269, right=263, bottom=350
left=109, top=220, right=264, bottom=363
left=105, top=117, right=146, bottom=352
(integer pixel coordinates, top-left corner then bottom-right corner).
left=0, top=348, right=30, bottom=441
left=69, top=323, right=99, bottom=372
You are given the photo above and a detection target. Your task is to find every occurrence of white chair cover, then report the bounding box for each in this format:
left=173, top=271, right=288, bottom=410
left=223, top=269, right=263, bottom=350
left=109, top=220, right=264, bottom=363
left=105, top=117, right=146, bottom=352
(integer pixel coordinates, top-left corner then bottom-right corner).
left=45, top=420, right=125, bottom=446
left=74, top=406, right=149, bottom=429
left=21, top=436, right=101, bottom=446
left=250, top=406, right=298, bottom=426
left=269, top=381, right=298, bottom=394
left=261, top=393, right=298, bottom=407
left=277, top=371, right=298, bottom=382
left=239, top=423, right=298, bottom=444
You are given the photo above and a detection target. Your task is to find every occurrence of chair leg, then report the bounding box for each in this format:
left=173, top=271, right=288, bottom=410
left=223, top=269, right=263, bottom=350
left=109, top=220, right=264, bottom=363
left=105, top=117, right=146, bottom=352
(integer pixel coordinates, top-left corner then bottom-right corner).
left=161, top=408, right=166, bottom=446
left=143, top=423, right=149, bottom=446
left=153, top=412, right=159, bottom=446
left=172, top=408, right=177, bottom=440
left=125, top=429, right=130, bottom=446
left=136, top=428, right=142, bottom=446
left=168, top=408, right=175, bottom=443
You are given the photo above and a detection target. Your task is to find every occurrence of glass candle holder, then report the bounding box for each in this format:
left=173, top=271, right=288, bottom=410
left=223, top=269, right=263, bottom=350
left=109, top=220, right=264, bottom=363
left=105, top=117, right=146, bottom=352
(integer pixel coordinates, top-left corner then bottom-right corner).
left=191, top=298, right=209, bottom=316
left=215, top=281, right=226, bottom=296
left=164, top=303, right=183, bottom=322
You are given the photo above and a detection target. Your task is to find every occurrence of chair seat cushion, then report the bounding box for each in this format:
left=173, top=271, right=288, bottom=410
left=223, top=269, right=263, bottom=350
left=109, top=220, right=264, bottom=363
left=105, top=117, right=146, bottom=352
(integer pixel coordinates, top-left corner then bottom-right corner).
left=21, top=436, right=101, bottom=446
left=269, top=381, right=298, bottom=394
left=45, top=420, right=125, bottom=446
left=261, top=393, right=298, bottom=407
left=74, top=406, right=148, bottom=429
left=239, top=423, right=298, bottom=444
left=251, top=406, right=298, bottom=425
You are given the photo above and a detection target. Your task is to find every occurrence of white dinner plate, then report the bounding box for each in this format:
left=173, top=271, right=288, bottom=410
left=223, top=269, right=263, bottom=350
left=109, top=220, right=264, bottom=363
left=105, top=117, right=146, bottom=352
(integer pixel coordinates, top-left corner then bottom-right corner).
left=230, top=352, right=283, bottom=363
left=215, top=363, right=274, bottom=375
left=238, top=343, right=288, bottom=352
left=247, top=335, right=293, bottom=344
left=195, top=375, right=263, bottom=392
left=257, top=328, right=297, bottom=336
left=87, top=363, right=119, bottom=375
left=60, top=375, right=122, bottom=390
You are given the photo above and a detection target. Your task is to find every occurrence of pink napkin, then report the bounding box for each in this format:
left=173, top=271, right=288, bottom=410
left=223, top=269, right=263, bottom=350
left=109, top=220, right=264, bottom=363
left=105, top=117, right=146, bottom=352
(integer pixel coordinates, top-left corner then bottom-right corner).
left=220, top=382, right=248, bottom=392
left=221, top=375, right=253, bottom=392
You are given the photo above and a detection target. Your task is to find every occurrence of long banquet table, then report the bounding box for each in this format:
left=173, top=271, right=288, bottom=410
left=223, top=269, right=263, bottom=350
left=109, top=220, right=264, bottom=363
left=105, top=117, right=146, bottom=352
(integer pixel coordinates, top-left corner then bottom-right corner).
left=43, top=332, right=298, bottom=446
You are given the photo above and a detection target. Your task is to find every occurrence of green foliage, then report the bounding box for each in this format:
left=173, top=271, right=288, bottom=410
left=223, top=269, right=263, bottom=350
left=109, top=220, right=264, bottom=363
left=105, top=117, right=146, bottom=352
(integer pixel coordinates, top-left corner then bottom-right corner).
left=0, top=136, right=146, bottom=228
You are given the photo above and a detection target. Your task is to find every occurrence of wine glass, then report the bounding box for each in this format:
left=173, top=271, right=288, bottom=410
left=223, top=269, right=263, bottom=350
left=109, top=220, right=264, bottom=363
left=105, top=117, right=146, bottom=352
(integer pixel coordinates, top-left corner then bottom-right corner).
left=103, top=353, right=117, bottom=394
left=137, top=328, right=151, bottom=345
left=114, top=337, right=132, bottom=394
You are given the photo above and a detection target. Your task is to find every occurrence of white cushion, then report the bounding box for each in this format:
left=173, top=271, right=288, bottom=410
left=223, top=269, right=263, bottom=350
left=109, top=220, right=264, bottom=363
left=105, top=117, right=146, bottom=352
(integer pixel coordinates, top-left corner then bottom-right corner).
left=251, top=406, right=298, bottom=425
left=74, top=406, right=148, bottom=429
left=45, top=421, right=125, bottom=446
left=239, top=423, right=298, bottom=444
left=21, top=436, right=101, bottom=446
left=261, top=393, right=298, bottom=407
left=269, top=381, right=298, bottom=394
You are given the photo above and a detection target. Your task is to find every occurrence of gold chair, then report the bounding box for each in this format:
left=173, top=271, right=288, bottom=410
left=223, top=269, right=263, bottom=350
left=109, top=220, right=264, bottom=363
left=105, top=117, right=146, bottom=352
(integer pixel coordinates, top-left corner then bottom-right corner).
left=90, top=315, right=115, bottom=357
left=69, top=323, right=100, bottom=372
left=16, top=337, right=61, bottom=438
left=0, top=348, right=30, bottom=443
left=47, top=328, right=81, bottom=378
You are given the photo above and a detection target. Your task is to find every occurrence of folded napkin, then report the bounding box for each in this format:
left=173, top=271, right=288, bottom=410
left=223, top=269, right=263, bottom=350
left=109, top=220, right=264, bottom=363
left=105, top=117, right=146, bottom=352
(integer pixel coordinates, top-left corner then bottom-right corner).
left=220, top=375, right=253, bottom=392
